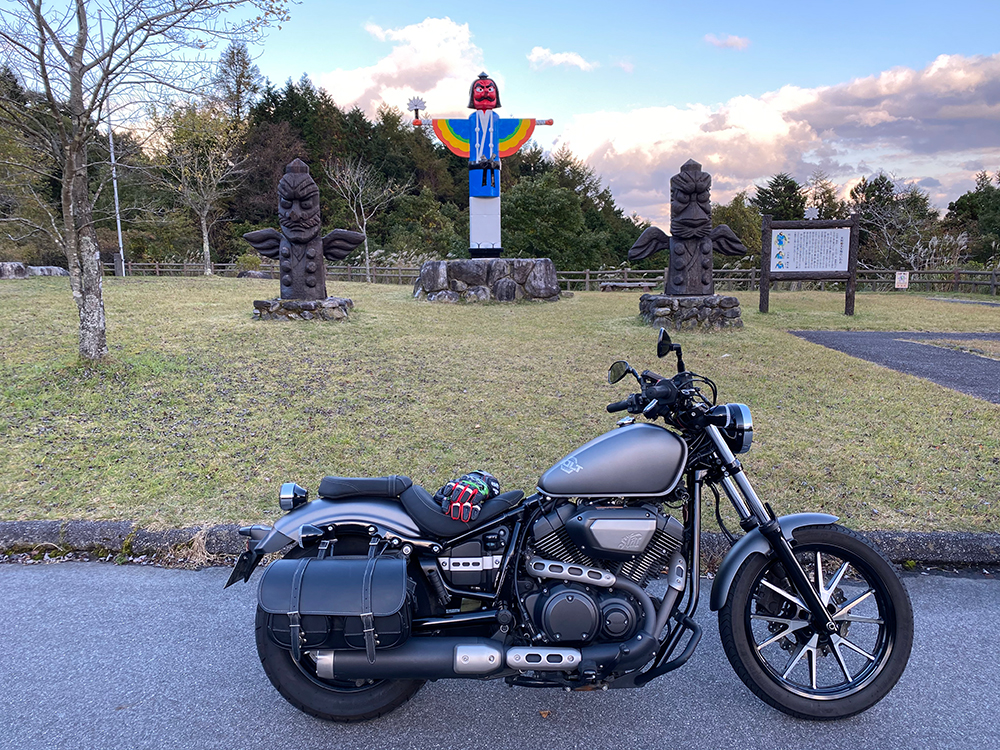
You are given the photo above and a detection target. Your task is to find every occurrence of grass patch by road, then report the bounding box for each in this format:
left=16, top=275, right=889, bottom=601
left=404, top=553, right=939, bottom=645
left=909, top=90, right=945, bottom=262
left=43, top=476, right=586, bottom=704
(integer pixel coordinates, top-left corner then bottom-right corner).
left=1, top=278, right=997, bottom=532
left=919, top=338, right=1000, bottom=361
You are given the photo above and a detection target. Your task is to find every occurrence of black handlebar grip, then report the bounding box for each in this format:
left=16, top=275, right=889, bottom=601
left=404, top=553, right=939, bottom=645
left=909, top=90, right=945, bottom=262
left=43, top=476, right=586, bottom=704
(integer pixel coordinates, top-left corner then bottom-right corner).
left=607, top=398, right=631, bottom=413
left=646, top=379, right=678, bottom=404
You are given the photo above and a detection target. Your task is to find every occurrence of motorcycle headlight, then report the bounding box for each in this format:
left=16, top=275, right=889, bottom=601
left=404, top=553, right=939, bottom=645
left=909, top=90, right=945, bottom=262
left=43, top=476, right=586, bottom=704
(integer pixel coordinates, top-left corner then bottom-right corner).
left=721, top=403, right=753, bottom=454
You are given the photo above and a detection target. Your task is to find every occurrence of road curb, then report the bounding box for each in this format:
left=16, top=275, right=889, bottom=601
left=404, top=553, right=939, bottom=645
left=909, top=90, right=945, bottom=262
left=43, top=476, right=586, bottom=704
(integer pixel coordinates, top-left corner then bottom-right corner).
left=0, top=520, right=997, bottom=567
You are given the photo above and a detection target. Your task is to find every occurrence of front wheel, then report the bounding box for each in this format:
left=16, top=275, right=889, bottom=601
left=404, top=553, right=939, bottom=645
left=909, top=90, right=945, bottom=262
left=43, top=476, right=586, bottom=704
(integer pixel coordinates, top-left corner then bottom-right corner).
left=718, top=525, right=913, bottom=720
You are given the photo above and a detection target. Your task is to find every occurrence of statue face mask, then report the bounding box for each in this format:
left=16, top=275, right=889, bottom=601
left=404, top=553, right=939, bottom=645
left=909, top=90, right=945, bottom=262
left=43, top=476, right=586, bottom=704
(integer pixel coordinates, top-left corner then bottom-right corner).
left=471, top=78, right=499, bottom=110
left=278, top=174, right=321, bottom=243
left=669, top=169, right=712, bottom=239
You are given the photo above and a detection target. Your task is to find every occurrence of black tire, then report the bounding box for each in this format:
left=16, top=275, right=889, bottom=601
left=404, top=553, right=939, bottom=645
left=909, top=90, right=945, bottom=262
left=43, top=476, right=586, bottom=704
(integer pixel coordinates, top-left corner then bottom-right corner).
left=254, top=542, right=425, bottom=722
left=718, top=525, right=913, bottom=720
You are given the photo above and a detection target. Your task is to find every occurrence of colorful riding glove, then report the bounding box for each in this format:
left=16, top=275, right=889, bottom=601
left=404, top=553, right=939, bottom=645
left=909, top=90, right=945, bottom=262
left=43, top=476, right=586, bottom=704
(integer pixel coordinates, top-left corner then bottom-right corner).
left=435, top=470, right=500, bottom=523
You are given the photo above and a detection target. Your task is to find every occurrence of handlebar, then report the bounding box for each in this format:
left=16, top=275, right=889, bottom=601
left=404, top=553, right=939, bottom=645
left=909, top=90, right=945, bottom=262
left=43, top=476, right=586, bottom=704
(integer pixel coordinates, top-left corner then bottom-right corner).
left=645, top=378, right=678, bottom=405
left=606, top=398, right=631, bottom=413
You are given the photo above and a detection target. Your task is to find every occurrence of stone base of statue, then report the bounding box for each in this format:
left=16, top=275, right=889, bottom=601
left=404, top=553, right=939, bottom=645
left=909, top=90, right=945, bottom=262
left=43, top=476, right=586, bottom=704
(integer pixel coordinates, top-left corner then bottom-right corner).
left=252, top=297, right=353, bottom=321
left=640, top=294, right=743, bottom=331
left=414, top=258, right=562, bottom=303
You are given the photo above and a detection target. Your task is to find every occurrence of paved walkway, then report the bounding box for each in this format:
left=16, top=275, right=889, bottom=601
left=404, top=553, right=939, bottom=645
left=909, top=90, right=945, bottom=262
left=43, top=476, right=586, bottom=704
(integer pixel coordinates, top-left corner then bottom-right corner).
left=790, top=331, right=1000, bottom=404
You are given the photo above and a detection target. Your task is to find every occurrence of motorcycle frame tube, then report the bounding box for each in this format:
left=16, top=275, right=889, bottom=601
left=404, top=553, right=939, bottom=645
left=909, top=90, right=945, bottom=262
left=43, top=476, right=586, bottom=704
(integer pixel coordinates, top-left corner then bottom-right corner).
left=650, top=469, right=704, bottom=671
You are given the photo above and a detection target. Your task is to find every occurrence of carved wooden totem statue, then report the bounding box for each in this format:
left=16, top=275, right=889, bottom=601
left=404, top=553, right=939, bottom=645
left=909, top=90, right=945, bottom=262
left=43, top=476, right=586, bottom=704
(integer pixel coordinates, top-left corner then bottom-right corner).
left=629, top=159, right=747, bottom=295
left=243, top=159, right=365, bottom=300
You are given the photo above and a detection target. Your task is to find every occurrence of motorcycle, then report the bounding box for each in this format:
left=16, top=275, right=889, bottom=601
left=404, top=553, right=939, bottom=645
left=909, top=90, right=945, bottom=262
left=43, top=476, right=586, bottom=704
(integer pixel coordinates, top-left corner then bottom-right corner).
left=227, top=329, right=913, bottom=722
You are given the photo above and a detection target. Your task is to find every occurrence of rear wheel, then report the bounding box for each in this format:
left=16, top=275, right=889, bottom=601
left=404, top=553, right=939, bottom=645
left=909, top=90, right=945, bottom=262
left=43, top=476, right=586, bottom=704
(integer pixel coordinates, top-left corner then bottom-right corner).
left=255, top=542, right=424, bottom=722
left=718, top=525, right=913, bottom=720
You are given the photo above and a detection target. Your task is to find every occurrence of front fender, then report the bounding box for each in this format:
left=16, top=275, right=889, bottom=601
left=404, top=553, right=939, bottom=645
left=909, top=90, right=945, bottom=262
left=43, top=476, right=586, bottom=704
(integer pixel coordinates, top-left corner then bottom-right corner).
left=709, top=513, right=838, bottom=611
left=256, top=497, right=423, bottom=554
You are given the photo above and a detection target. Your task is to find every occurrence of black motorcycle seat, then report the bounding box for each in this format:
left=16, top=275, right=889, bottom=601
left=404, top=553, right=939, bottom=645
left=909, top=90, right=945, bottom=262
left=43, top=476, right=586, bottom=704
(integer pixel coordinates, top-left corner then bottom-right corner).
left=399, top=485, right=524, bottom=538
left=318, top=475, right=413, bottom=500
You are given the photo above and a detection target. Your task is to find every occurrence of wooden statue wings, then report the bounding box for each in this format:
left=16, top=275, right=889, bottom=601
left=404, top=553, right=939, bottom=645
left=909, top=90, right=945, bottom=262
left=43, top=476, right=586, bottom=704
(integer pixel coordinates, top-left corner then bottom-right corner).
left=242, top=228, right=365, bottom=261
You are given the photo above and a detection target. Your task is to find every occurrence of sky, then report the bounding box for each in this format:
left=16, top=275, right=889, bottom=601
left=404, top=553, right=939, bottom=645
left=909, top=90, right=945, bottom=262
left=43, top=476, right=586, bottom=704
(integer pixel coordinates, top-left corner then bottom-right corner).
left=251, top=0, right=1000, bottom=225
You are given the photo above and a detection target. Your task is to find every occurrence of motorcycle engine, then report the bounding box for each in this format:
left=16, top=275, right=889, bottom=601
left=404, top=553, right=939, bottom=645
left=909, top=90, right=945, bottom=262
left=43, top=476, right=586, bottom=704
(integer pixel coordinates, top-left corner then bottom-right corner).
left=523, top=500, right=685, bottom=645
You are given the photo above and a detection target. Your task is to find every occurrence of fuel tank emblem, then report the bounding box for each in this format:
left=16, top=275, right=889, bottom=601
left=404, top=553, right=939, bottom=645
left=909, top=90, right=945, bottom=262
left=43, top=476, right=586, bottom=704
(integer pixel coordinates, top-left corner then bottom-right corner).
left=559, top=457, right=583, bottom=474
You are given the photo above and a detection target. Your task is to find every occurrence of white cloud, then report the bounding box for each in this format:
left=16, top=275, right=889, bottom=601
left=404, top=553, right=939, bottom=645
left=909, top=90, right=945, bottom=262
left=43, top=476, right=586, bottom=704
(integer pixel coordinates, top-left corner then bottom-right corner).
left=527, top=46, right=599, bottom=72
left=704, top=34, right=750, bottom=50
left=560, top=53, right=1000, bottom=224
left=315, top=17, right=486, bottom=118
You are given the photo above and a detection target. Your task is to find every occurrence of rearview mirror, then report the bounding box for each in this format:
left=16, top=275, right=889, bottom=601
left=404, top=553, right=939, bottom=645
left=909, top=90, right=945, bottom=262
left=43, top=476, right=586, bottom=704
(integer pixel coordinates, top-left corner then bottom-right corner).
left=608, top=360, right=631, bottom=384
left=657, top=328, right=672, bottom=359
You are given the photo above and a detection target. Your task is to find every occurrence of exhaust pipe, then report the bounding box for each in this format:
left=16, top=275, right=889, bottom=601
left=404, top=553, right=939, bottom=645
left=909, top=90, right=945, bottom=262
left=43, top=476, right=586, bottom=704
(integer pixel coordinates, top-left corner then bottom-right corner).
left=312, top=638, right=590, bottom=680
left=314, top=638, right=506, bottom=680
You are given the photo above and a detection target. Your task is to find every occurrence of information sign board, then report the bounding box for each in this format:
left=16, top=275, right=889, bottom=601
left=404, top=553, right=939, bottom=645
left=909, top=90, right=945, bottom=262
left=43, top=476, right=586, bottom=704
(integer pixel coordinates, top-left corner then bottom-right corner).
left=759, top=215, right=859, bottom=316
left=770, top=228, right=851, bottom=273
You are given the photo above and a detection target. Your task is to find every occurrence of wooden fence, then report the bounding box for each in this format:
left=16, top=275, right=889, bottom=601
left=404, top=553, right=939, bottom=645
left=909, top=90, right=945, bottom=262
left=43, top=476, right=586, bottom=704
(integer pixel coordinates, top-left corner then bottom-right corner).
left=103, top=262, right=1000, bottom=297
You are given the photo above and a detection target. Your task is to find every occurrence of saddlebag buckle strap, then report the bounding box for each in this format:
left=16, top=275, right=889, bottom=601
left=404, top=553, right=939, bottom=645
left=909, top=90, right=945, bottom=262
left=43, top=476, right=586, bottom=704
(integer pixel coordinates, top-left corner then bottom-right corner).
left=288, top=557, right=310, bottom=661
left=361, top=539, right=379, bottom=663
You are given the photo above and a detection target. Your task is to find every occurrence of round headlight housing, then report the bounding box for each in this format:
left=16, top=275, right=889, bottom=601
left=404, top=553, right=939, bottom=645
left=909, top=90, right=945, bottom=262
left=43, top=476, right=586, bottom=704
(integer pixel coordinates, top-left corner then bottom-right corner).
left=721, top=403, right=753, bottom=454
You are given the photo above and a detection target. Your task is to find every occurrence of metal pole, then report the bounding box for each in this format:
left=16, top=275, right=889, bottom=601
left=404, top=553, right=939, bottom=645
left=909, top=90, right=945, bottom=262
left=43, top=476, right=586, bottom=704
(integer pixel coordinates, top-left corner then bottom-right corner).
left=98, top=12, right=126, bottom=277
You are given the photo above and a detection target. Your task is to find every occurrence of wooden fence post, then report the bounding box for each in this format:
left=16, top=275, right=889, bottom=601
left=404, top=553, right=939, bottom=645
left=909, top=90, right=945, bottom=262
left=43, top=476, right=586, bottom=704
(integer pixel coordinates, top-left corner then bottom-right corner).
left=585, top=270, right=590, bottom=291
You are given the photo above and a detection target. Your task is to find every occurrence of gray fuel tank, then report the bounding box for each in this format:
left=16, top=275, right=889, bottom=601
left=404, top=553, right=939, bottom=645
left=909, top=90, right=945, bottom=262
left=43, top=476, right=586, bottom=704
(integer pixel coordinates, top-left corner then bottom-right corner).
left=537, top=423, right=687, bottom=498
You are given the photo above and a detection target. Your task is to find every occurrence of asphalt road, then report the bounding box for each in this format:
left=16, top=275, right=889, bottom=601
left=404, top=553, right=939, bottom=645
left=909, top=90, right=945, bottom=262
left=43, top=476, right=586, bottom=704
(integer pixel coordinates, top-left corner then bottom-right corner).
left=790, top=331, right=1000, bottom=404
left=1, top=563, right=996, bottom=750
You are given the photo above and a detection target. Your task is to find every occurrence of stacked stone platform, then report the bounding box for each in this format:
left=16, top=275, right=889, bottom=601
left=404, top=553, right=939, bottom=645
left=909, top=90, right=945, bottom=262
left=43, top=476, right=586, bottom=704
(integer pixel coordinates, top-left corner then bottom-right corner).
left=414, top=258, right=561, bottom=303
left=252, top=297, right=353, bottom=321
left=640, top=293, right=743, bottom=331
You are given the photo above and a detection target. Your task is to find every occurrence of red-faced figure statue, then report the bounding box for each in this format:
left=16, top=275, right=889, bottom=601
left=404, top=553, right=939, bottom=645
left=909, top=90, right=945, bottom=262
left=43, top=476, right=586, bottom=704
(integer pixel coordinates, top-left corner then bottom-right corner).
left=468, top=74, right=501, bottom=111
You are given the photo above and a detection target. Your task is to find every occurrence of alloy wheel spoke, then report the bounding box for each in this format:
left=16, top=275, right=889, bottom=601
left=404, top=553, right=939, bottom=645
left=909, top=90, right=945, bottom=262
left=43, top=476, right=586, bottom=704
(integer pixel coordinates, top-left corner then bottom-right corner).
left=760, top=578, right=807, bottom=611
left=753, top=616, right=813, bottom=650
left=822, top=562, right=851, bottom=606
left=781, top=633, right=819, bottom=680
left=830, top=635, right=855, bottom=683
left=836, top=614, right=884, bottom=625
left=836, top=634, right=876, bottom=662
left=814, top=551, right=824, bottom=599
left=834, top=588, right=875, bottom=618
left=808, top=645, right=818, bottom=690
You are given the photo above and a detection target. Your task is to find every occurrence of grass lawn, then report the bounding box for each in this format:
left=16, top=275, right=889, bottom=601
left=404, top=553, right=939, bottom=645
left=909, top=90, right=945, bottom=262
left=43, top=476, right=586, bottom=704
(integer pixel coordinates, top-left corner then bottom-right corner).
left=1, top=277, right=997, bottom=532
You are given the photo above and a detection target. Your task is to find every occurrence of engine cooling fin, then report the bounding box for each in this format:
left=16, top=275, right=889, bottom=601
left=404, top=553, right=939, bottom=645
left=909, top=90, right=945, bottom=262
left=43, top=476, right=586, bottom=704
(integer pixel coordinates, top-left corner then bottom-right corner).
left=532, top=525, right=596, bottom=568
left=617, top=526, right=682, bottom=585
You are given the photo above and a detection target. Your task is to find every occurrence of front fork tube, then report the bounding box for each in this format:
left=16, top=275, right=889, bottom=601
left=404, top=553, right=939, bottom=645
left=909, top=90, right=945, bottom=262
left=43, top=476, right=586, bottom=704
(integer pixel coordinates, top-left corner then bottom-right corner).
left=704, top=425, right=838, bottom=635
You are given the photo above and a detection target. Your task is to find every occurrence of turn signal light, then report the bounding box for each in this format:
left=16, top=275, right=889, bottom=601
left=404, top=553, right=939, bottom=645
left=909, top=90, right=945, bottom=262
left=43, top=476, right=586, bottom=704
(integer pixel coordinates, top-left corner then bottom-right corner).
left=279, top=482, right=309, bottom=511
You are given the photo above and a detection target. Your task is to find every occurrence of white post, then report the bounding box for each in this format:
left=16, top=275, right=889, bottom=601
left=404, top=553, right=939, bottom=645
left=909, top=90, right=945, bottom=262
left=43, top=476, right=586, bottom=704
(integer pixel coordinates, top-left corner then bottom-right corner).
left=99, top=13, right=126, bottom=277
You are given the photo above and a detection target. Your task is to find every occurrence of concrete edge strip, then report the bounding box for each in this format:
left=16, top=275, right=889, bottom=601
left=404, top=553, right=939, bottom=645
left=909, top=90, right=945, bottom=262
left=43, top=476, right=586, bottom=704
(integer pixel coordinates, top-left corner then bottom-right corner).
left=0, top=521, right=997, bottom=567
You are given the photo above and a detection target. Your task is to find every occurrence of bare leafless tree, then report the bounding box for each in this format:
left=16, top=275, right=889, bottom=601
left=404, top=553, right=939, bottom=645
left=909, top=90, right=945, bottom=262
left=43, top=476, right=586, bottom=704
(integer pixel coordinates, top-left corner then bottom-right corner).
left=0, top=0, right=288, bottom=360
left=324, top=158, right=412, bottom=283
left=152, top=103, right=248, bottom=274
left=850, top=177, right=943, bottom=270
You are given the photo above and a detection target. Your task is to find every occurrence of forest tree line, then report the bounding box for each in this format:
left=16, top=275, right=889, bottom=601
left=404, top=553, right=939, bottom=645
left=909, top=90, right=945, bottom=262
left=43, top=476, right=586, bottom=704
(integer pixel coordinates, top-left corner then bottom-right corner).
left=2, top=43, right=998, bottom=274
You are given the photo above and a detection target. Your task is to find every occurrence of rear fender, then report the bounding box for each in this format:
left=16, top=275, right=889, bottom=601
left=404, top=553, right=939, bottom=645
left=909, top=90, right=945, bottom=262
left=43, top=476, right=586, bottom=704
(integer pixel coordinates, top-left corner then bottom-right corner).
left=255, top=498, right=423, bottom=554
left=709, top=513, right=838, bottom=611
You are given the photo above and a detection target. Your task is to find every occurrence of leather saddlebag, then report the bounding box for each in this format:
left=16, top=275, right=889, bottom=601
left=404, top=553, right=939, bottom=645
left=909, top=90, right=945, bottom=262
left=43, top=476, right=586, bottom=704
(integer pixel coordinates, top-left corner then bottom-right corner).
left=258, top=555, right=412, bottom=657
